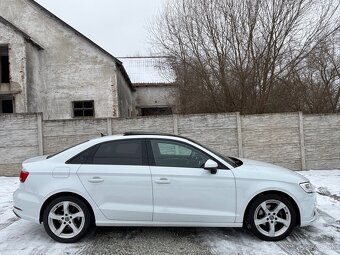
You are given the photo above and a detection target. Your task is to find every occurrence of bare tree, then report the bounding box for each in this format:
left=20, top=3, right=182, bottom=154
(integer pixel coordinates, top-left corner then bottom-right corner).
left=151, top=0, right=340, bottom=114
left=289, top=37, right=340, bottom=113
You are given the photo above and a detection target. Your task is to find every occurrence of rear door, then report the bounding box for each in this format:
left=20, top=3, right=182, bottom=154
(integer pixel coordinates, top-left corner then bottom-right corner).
left=76, top=138, right=153, bottom=221
left=148, top=138, right=236, bottom=223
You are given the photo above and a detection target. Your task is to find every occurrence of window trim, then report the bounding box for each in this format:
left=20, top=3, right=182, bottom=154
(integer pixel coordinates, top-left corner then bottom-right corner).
left=146, top=138, right=228, bottom=170
left=66, top=138, right=149, bottom=166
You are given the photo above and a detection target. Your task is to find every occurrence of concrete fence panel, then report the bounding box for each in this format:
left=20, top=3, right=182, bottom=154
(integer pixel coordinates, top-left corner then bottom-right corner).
left=111, top=116, right=174, bottom=134
left=241, top=113, right=302, bottom=170
left=177, top=113, right=239, bottom=157
left=304, top=114, right=340, bottom=170
left=43, top=118, right=108, bottom=155
left=0, top=112, right=339, bottom=176
left=0, top=113, right=39, bottom=176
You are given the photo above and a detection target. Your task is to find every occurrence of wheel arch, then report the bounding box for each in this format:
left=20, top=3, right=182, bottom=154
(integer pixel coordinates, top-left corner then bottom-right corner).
left=39, top=192, right=96, bottom=224
left=242, top=190, right=301, bottom=227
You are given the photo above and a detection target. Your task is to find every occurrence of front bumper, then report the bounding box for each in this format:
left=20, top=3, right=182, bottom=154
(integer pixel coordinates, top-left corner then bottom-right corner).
left=13, top=189, right=41, bottom=224
left=300, top=208, right=318, bottom=227
left=299, top=192, right=318, bottom=227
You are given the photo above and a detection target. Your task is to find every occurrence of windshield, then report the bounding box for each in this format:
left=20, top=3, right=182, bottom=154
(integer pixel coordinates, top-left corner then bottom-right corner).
left=186, top=138, right=240, bottom=168
left=206, top=148, right=241, bottom=168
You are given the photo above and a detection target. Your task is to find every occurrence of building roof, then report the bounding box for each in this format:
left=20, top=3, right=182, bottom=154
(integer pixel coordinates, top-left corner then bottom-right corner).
left=0, top=16, right=44, bottom=50
left=118, top=56, right=176, bottom=85
left=27, top=0, right=134, bottom=91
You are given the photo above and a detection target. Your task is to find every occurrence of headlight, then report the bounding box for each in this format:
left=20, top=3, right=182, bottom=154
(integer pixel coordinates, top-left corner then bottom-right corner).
left=300, top=182, right=315, bottom=193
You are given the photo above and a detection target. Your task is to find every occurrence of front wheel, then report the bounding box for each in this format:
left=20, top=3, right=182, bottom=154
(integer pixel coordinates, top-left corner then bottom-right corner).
left=43, top=196, right=92, bottom=243
left=248, top=194, right=297, bottom=241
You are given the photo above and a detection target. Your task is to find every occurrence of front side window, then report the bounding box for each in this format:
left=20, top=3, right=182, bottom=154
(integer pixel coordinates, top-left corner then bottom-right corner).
left=150, top=139, right=210, bottom=168
left=92, top=139, right=143, bottom=165
left=73, top=101, right=94, bottom=117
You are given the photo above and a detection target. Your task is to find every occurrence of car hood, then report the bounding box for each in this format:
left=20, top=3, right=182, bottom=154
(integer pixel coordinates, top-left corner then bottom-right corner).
left=234, top=158, right=309, bottom=184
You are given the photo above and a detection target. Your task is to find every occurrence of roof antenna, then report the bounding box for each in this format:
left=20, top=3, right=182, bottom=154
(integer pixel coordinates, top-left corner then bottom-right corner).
left=100, top=133, right=106, bottom=137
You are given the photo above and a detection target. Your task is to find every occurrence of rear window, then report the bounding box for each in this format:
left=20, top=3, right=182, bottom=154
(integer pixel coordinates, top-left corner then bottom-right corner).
left=66, top=145, right=98, bottom=164
left=47, top=141, right=88, bottom=159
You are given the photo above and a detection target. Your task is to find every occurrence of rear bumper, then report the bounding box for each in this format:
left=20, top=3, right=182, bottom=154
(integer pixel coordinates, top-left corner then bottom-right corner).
left=13, top=189, right=40, bottom=224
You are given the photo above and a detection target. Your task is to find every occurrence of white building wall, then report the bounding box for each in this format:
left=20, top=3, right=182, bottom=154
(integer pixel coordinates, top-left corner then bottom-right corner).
left=116, top=71, right=134, bottom=117
left=0, top=0, right=131, bottom=120
left=0, top=21, right=27, bottom=113
left=135, top=85, right=178, bottom=113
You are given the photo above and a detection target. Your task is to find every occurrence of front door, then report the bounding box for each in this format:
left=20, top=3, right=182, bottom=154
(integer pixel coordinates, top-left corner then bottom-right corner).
left=77, top=139, right=153, bottom=221
left=148, top=139, right=236, bottom=223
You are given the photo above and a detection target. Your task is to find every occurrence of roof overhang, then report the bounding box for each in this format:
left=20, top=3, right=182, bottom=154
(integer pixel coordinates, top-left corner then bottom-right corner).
left=133, top=82, right=177, bottom=88
left=27, top=0, right=134, bottom=91
left=0, top=15, right=44, bottom=50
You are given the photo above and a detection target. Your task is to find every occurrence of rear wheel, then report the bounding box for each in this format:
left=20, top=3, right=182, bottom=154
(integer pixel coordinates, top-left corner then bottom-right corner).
left=248, top=194, right=297, bottom=241
left=43, top=196, right=92, bottom=243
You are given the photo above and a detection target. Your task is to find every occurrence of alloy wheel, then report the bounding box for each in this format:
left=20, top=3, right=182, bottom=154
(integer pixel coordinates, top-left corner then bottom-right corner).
left=253, top=199, right=291, bottom=238
left=47, top=201, right=86, bottom=239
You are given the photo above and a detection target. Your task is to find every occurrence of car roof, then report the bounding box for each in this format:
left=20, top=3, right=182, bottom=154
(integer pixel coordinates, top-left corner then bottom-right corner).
left=124, top=132, right=203, bottom=144
left=124, top=132, right=186, bottom=139
left=89, top=132, right=195, bottom=144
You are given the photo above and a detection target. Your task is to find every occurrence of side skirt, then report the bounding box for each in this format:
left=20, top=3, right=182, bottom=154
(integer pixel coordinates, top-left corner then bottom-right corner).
left=95, top=221, right=243, bottom=228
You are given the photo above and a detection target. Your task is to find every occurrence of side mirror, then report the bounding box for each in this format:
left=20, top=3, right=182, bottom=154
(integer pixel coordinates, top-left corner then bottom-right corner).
left=204, top=159, right=218, bottom=174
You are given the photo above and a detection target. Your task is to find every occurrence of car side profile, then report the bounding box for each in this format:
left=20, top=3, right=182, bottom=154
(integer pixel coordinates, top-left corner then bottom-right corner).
left=13, top=133, right=317, bottom=243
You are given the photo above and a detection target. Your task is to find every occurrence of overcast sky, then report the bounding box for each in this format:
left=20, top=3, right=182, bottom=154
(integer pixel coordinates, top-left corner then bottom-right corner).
left=36, top=0, right=165, bottom=57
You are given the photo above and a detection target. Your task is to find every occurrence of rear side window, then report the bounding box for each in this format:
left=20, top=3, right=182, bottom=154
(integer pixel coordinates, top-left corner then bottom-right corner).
left=92, top=139, right=143, bottom=165
left=66, top=145, right=97, bottom=164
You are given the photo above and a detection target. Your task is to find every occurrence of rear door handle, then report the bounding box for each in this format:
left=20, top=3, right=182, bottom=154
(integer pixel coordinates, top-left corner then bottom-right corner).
left=155, top=178, right=171, bottom=184
left=88, top=177, right=104, bottom=183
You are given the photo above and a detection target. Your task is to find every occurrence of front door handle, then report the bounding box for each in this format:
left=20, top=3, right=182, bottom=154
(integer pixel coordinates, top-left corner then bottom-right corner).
left=155, top=178, right=171, bottom=184
left=88, top=177, right=104, bottom=183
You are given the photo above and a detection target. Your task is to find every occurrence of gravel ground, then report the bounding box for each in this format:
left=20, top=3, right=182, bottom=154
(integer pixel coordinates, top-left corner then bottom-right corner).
left=79, top=227, right=212, bottom=255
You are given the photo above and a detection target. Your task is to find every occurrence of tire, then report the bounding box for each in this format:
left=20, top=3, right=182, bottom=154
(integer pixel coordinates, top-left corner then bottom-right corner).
left=43, top=196, right=92, bottom=243
left=247, top=194, right=297, bottom=241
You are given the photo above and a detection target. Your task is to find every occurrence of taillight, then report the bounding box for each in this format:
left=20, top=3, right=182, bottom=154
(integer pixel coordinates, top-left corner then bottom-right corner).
left=20, top=170, right=29, bottom=183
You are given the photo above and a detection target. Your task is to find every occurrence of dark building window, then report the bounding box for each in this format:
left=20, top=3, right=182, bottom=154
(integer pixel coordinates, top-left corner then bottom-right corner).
left=0, top=95, right=14, bottom=113
left=140, top=107, right=172, bottom=116
left=73, top=100, right=94, bottom=117
left=0, top=46, right=10, bottom=83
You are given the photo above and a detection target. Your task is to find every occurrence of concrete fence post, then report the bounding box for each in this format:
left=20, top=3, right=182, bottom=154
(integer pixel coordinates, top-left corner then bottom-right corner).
left=107, top=118, right=113, bottom=135
left=236, top=112, right=244, bottom=158
left=173, top=114, right=179, bottom=135
left=298, top=112, right=307, bottom=170
left=37, top=113, right=44, bottom=156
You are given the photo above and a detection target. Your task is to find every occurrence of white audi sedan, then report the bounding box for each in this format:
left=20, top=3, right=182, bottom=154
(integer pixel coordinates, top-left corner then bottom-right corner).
left=13, top=133, right=317, bottom=243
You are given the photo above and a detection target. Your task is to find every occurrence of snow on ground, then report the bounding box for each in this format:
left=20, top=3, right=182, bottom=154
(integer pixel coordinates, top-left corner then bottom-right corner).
left=0, top=171, right=339, bottom=255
